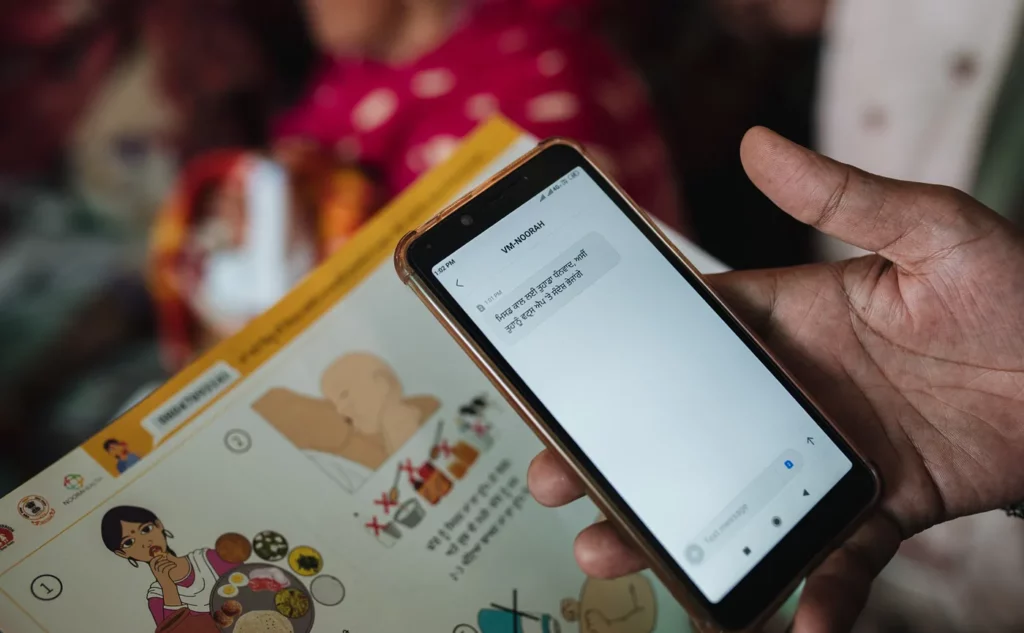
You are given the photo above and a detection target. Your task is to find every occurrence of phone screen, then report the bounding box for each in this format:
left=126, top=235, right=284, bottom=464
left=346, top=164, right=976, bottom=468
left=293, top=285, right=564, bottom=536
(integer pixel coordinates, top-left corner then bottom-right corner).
left=415, top=151, right=873, bottom=620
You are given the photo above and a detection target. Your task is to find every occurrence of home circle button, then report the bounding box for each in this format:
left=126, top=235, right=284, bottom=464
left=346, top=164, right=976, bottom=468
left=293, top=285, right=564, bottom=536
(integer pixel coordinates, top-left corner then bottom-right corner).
left=684, top=544, right=705, bottom=564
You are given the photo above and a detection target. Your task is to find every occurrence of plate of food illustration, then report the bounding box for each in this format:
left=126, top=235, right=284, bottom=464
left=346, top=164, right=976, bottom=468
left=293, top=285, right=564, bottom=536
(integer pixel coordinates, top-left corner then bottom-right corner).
left=209, top=563, right=314, bottom=633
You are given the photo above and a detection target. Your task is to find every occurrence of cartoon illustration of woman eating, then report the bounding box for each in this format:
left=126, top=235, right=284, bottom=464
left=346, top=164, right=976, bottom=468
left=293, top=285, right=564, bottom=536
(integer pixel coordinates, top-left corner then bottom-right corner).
left=101, top=506, right=239, bottom=627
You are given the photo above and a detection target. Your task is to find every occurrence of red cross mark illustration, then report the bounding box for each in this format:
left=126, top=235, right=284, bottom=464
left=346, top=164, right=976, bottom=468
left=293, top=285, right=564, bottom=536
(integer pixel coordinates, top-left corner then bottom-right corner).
left=365, top=516, right=385, bottom=536
left=433, top=440, right=453, bottom=459
left=374, top=492, right=397, bottom=514
left=399, top=458, right=418, bottom=483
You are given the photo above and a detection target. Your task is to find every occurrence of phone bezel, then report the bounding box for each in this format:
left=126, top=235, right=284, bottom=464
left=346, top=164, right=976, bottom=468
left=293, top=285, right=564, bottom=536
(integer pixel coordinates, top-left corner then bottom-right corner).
left=403, top=141, right=879, bottom=630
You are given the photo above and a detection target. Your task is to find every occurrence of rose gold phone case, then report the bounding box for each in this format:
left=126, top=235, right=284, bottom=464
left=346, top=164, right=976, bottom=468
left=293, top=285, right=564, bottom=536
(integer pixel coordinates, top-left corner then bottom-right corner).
left=395, top=138, right=881, bottom=633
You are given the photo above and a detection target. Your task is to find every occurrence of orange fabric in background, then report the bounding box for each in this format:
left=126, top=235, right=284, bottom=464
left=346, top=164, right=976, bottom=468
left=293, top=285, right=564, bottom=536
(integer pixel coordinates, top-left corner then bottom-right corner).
left=149, top=150, right=375, bottom=370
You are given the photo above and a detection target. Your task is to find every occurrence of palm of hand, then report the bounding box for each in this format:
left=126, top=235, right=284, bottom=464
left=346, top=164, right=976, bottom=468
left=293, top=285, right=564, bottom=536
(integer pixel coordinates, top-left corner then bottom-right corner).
left=720, top=237, right=1024, bottom=539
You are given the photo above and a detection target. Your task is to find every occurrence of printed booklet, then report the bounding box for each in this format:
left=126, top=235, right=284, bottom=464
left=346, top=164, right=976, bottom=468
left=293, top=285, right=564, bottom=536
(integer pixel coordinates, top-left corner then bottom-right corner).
left=0, top=117, right=797, bottom=633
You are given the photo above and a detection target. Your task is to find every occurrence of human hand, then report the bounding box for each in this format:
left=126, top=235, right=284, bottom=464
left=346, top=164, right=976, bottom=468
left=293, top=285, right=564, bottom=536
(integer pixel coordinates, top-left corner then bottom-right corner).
left=528, top=127, right=1024, bottom=632
left=149, top=554, right=178, bottom=588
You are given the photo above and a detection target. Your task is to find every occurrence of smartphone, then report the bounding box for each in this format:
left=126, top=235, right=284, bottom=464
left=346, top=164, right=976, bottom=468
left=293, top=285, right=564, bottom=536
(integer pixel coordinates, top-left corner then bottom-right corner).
left=395, top=139, right=879, bottom=632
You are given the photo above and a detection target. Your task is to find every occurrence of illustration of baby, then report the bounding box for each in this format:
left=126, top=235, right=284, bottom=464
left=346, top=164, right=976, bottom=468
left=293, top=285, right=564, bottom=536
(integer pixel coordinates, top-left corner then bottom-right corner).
left=561, top=574, right=658, bottom=633
left=252, top=352, right=440, bottom=492
left=101, top=505, right=239, bottom=628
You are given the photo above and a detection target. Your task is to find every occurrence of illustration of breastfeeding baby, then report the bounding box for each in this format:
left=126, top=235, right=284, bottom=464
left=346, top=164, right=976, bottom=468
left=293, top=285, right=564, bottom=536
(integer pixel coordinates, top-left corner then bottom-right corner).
left=101, top=505, right=239, bottom=627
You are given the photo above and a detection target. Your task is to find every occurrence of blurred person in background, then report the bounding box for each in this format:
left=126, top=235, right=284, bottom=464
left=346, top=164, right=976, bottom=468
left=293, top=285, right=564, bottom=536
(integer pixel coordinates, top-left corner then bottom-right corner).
left=274, top=0, right=683, bottom=229
left=152, top=0, right=687, bottom=371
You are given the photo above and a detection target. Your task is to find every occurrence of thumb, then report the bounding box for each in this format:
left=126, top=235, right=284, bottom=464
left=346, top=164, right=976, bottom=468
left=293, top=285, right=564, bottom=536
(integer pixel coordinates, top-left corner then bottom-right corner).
left=739, top=127, right=1000, bottom=271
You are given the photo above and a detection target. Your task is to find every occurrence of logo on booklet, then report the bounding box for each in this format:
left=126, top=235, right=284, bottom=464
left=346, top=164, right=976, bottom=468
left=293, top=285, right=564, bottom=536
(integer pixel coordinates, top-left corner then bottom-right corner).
left=0, top=525, right=14, bottom=551
left=18, top=495, right=55, bottom=526
left=61, top=475, right=101, bottom=506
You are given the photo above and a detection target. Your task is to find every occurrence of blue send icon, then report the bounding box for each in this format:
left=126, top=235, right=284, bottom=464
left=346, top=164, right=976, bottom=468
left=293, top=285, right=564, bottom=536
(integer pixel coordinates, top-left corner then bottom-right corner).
left=784, top=460, right=794, bottom=469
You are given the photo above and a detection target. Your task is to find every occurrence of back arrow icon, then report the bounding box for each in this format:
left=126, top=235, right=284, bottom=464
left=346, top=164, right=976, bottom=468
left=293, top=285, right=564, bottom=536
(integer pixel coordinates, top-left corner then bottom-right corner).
left=806, top=437, right=815, bottom=446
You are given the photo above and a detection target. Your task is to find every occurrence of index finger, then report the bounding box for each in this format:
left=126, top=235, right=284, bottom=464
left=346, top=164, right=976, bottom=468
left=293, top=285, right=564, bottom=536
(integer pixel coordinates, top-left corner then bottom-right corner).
left=528, top=448, right=585, bottom=507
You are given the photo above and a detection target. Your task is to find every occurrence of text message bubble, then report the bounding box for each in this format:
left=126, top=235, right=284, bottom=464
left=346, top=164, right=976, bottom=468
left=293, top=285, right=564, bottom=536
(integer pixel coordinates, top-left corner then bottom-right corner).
left=488, top=232, right=620, bottom=343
